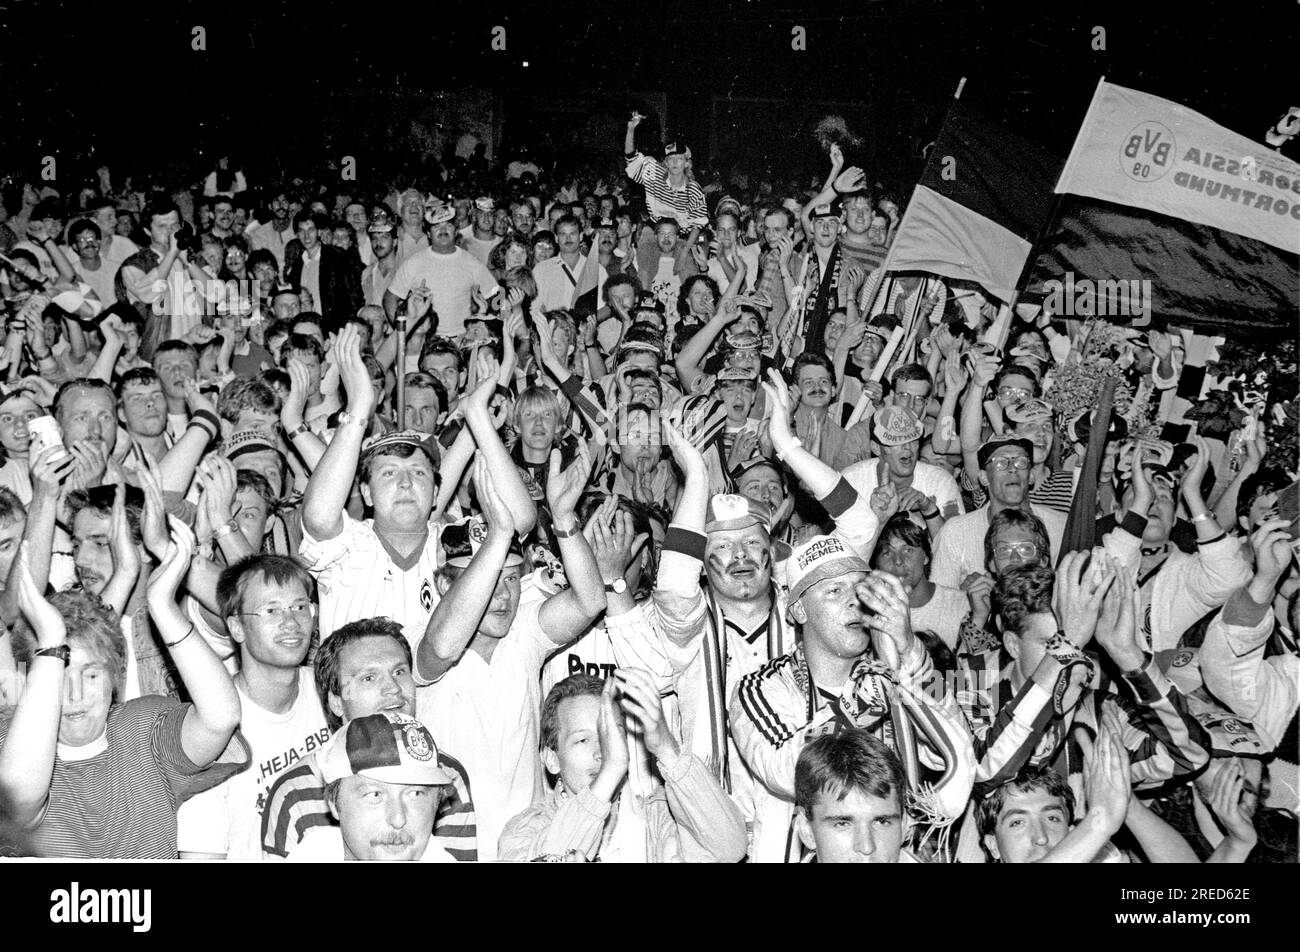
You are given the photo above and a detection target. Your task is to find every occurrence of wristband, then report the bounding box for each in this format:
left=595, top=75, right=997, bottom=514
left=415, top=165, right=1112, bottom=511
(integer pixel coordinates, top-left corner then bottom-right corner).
left=922, top=508, right=940, bottom=520
left=164, top=625, right=196, bottom=649
left=1051, top=656, right=1093, bottom=715
left=33, top=644, right=71, bottom=665
left=553, top=521, right=581, bottom=539
left=1191, top=512, right=1213, bottom=524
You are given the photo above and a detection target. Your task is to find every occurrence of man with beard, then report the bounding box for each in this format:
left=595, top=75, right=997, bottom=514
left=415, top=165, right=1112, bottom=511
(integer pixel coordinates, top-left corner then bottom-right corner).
left=841, top=406, right=962, bottom=535
left=535, top=216, right=605, bottom=313
left=384, top=202, right=497, bottom=339
left=361, top=209, right=401, bottom=308
left=508, top=198, right=537, bottom=240
left=260, top=617, right=478, bottom=860
left=729, top=533, right=975, bottom=861
left=249, top=190, right=295, bottom=270
left=458, top=197, right=500, bottom=266
left=650, top=372, right=882, bottom=845
left=930, top=436, right=1066, bottom=589
left=414, top=452, right=605, bottom=860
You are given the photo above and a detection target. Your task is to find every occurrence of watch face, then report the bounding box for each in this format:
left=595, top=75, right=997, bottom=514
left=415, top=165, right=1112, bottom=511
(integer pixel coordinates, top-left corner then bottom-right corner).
left=607, top=578, right=627, bottom=594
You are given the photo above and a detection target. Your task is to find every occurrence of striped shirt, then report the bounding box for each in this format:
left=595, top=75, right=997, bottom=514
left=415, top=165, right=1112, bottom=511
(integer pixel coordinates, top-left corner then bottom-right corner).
left=0, top=697, right=250, bottom=858
left=625, top=153, right=708, bottom=227
left=298, top=514, right=443, bottom=648
left=259, top=745, right=479, bottom=861
left=956, top=647, right=1211, bottom=803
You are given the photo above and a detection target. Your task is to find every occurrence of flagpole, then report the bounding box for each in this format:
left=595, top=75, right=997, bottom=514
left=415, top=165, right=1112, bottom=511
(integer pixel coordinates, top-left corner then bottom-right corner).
left=856, top=77, right=966, bottom=326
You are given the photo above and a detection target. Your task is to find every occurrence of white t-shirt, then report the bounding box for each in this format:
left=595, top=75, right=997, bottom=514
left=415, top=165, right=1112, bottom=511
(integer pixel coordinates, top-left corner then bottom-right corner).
left=298, top=513, right=443, bottom=647
left=415, top=584, right=553, bottom=862
left=839, top=458, right=965, bottom=521
left=534, top=255, right=605, bottom=314
left=176, top=668, right=329, bottom=859
left=909, top=584, right=969, bottom=651
left=458, top=228, right=499, bottom=267
left=929, top=503, right=1068, bottom=590
left=387, top=247, right=497, bottom=338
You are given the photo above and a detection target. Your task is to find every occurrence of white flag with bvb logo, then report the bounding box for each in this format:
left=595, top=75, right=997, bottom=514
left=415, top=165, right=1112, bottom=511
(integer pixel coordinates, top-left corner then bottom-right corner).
left=1056, top=80, right=1300, bottom=255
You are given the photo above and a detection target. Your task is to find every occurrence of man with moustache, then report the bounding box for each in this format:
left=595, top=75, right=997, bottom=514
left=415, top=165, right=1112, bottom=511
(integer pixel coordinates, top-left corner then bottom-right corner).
left=458, top=197, right=500, bottom=266
left=249, top=190, right=296, bottom=270
left=361, top=208, right=401, bottom=308
left=260, top=617, right=478, bottom=861
left=384, top=201, right=497, bottom=339
left=535, top=215, right=606, bottom=313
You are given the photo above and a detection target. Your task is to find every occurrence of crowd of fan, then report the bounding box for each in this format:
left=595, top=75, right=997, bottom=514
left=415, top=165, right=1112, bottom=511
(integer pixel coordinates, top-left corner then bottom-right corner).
left=0, top=111, right=1294, bottom=863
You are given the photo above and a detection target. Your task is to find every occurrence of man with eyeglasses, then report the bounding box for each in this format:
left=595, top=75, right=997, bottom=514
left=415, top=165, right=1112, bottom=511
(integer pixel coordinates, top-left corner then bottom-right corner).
left=176, top=553, right=330, bottom=860
left=930, top=436, right=1066, bottom=589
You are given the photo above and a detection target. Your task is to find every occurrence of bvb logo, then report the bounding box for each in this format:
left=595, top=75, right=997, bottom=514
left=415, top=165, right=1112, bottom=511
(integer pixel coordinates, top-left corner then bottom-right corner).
left=1120, top=121, right=1175, bottom=182
left=404, top=725, right=434, bottom=761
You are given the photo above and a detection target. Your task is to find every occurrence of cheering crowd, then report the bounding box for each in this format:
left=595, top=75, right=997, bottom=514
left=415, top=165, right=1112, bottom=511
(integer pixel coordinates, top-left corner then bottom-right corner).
left=0, top=109, right=1295, bottom=864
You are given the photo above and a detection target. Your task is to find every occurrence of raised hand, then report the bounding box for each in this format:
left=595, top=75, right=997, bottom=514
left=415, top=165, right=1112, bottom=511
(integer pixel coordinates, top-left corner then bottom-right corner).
left=615, top=667, right=676, bottom=760
left=828, top=143, right=845, bottom=171
left=1093, top=560, right=1144, bottom=671
left=196, top=455, right=240, bottom=537
left=595, top=677, right=630, bottom=786
left=547, top=441, right=593, bottom=521
left=1180, top=435, right=1211, bottom=504
left=833, top=166, right=866, bottom=194
left=1204, top=759, right=1258, bottom=849
left=856, top=570, right=915, bottom=665
left=587, top=507, right=645, bottom=586
left=1052, top=550, right=1116, bottom=648
left=147, top=515, right=197, bottom=602
left=335, top=324, right=374, bottom=415
left=281, top=357, right=311, bottom=426
left=1079, top=712, right=1132, bottom=839
left=181, top=377, right=217, bottom=418
left=137, top=454, right=171, bottom=563
left=868, top=482, right=899, bottom=523
left=662, top=419, right=705, bottom=478
left=761, top=367, right=798, bottom=457
left=960, top=571, right=994, bottom=628
left=1247, top=518, right=1295, bottom=603
left=28, top=444, right=75, bottom=501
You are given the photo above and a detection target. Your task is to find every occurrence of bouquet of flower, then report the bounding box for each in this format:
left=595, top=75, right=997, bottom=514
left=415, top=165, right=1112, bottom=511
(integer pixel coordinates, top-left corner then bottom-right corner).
left=1043, top=319, right=1136, bottom=443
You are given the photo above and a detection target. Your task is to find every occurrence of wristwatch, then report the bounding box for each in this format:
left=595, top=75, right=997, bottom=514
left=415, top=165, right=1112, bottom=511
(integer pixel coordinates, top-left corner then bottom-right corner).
left=286, top=421, right=311, bottom=440
left=604, top=577, right=628, bottom=595
left=553, top=522, right=581, bottom=540
left=34, top=644, right=71, bottom=665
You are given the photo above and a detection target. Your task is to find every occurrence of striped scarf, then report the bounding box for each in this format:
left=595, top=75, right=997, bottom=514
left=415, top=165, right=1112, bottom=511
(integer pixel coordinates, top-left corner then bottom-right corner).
left=791, top=245, right=843, bottom=363
left=701, top=582, right=795, bottom=792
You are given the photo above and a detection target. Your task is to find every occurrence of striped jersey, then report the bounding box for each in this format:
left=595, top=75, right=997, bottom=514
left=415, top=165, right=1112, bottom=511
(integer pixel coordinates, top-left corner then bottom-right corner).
left=260, top=744, right=479, bottom=861
left=0, top=697, right=250, bottom=858
left=298, top=513, right=443, bottom=647
left=625, top=153, right=708, bottom=227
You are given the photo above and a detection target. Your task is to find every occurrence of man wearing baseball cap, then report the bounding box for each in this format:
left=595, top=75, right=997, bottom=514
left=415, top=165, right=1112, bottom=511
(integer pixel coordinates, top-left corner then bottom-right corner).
left=623, top=112, right=708, bottom=230
left=290, top=712, right=456, bottom=861
left=730, top=530, right=975, bottom=862
left=300, top=325, right=536, bottom=647
left=383, top=195, right=498, bottom=339
left=458, top=197, right=500, bottom=266
left=930, top=435, right=1068, bottom=589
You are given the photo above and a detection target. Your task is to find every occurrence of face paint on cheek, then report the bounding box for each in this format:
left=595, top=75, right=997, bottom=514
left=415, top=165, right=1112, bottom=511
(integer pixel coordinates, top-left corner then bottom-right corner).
left=755, top=548, right=771, bottom=572
left=705, top=553, right=730, bottom=576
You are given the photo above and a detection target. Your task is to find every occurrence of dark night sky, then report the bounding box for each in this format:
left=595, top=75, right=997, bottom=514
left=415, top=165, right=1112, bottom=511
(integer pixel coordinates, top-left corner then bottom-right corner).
left=3, top=0, right=1297, bottom=188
